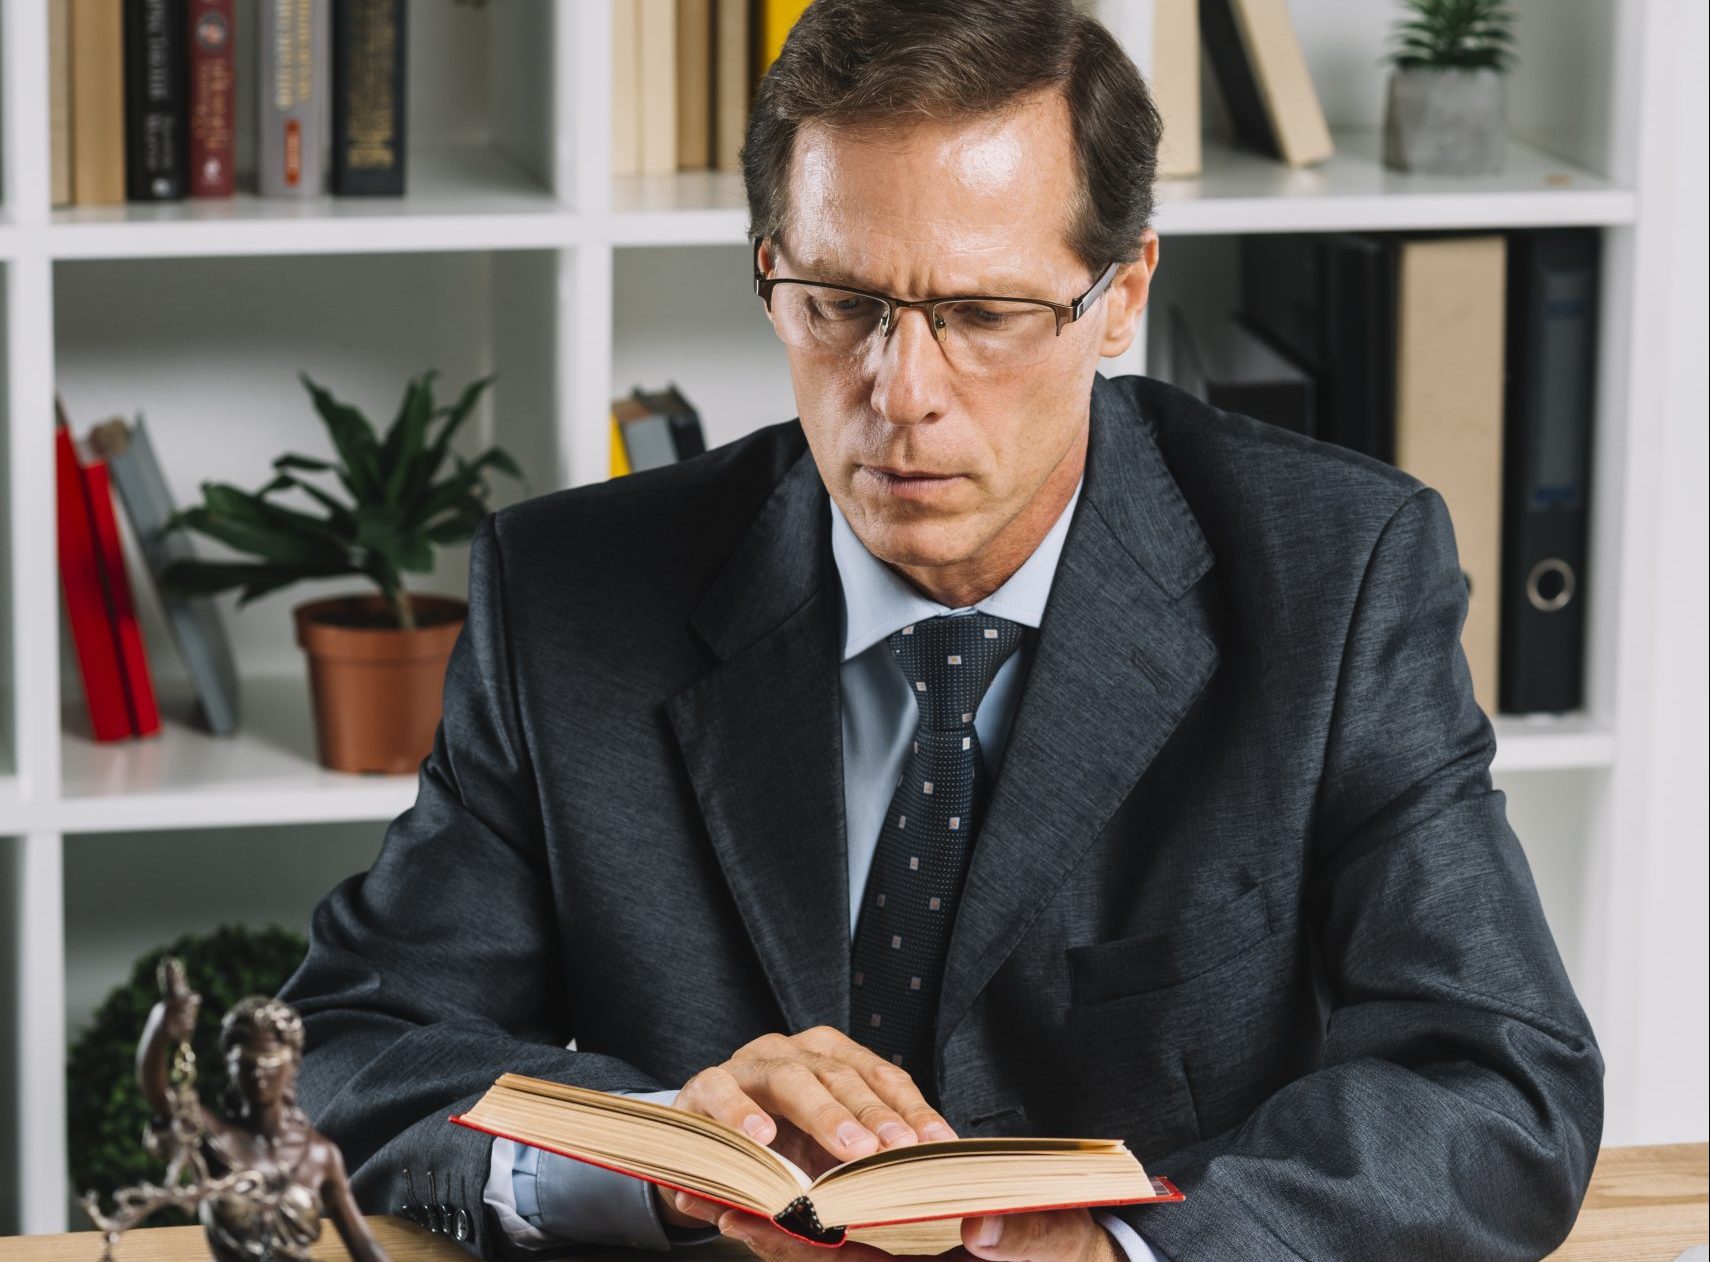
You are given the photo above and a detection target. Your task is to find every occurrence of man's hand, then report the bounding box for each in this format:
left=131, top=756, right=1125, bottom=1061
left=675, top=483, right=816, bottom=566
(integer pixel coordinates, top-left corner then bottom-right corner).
left=703, top=1205, right=1123, bottom=1262
left=650, top=1026, right=957, bottom=1231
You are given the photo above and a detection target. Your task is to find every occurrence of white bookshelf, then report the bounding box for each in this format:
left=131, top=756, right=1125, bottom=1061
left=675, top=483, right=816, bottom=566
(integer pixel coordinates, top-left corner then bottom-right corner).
left=1, top=0, right=1701, bottom=1236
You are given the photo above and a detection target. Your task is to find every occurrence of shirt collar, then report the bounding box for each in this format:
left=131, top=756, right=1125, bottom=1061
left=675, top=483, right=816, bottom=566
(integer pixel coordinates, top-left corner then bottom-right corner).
left=829, top=475, right=1084, bottom=663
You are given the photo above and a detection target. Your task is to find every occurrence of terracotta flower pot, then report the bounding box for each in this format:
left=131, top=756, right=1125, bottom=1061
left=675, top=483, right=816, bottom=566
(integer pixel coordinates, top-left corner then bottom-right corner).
left=293, top=594, right=467, bottom=775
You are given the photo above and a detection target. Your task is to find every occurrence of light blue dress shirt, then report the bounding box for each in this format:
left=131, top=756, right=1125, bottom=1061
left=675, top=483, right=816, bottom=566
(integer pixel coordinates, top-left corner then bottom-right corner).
left=485, top=476, right=1161, bottom=1262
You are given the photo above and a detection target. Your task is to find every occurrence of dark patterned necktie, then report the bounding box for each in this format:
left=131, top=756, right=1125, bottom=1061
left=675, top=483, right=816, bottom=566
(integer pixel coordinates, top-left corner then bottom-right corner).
left=849, top=612, right=1025, bottom=1104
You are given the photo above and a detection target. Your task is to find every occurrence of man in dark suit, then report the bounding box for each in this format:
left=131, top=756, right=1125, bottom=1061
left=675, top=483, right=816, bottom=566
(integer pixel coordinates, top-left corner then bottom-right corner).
left=280, top=2, right=1602, bottom=1259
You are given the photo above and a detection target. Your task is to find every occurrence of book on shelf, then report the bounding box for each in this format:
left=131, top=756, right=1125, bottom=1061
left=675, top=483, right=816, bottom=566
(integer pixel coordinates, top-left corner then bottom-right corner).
left=1500, top=229, right=1599, bottom=715
left=55, top=401, right=162, bottom=742
left=1239, top=233, right=1396, bottom=463
left=71, top=0, right=129, bottom=204
left=640, top=0, right=679, bottom=174
left=1232, top=231, right=1552, bottom=715
left=332, top=0, right=407, bottom=196
left=89, top=416, right=243, bottom=737
left=613, top=385, right=708, bottom=475
left=714, top=0, right=751, bottom=171
left=1392, top=235, right=1507, bottom=718
left=452, top=1075, right=1183, bottom=1247
left=124, top=0, right=190, bottom=201
left=51, top=0, right=75, bottom=206
left=260, top=0, right=330, bottom=197
left=1111, top=0, right=1201, bottom=179
left=614, top=0, right=644, bottom=176
left=1167, top=305, right=1315, bottom=438
left=187, top=0, right=238, bottom=198
left=1199, top=0, right=1332, bottom=167
left=677, top=0, right=715, bottom=171
left=757, top=0, right=810, bottom=81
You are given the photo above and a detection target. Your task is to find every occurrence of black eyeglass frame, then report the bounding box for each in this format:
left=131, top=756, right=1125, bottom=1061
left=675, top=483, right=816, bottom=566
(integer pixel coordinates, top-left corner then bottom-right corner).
left=751, top=237, right=1121, bottom=341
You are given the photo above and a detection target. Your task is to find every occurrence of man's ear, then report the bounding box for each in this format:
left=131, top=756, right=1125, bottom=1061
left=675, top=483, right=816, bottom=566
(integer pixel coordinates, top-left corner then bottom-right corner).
left=1098, top=229, right=1159, bottom=359
left=756, top=237, right=780, bottom=328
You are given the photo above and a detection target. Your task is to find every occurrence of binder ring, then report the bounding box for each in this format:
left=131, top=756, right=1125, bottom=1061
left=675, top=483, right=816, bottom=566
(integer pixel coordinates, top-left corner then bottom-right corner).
left=1526, top=558, right=1576, bottom=613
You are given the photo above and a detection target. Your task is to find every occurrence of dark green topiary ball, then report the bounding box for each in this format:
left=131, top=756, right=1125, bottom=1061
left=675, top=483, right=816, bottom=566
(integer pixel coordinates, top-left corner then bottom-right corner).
left=67, top=924, right=310, bottom=1224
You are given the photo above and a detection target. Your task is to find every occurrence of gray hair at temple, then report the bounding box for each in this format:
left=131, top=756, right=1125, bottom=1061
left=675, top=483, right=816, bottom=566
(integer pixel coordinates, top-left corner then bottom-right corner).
left=741, top=0, right=1164, bottom=273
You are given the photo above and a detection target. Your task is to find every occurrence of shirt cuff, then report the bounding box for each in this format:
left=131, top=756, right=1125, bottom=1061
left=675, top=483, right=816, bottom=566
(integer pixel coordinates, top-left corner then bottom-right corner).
left=1093, top=1209, right=1167, bottom=1262
left=488, top=1087, right=723, bottom=1252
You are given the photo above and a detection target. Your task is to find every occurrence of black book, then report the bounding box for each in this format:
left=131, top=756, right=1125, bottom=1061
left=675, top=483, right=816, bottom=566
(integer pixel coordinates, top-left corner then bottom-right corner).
left=1499, top=229, right=1600, bottom=714
left=632, top=384, right=708, bottom=460
left=332, top=0, right=408, bottom=195
left=1239, top=233, right=1396, bottom=463
left=124, top=0, right=188, bottom=201
left=1167, top=306, right=1316, bottom=438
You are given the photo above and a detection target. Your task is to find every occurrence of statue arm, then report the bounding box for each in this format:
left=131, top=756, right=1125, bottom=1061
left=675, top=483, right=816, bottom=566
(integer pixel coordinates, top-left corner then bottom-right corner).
left=135, top=962, right=200, bottom=1120
left=323, top=1141, right=392, bottom=1262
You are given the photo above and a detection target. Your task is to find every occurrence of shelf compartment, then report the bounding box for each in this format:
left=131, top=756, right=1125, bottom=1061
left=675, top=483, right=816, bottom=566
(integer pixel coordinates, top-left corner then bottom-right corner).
left=605, top=131, right=1634, bottom=248
left=1491, top=713, right=1617, bottom=773
left=45, top=147, right=574, bottom=260
left=58, top=675, right=416, bottom=833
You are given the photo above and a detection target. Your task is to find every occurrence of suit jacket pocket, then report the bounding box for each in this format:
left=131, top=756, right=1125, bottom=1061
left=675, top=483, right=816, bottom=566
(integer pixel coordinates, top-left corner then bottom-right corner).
left=1067, top=883, right=1273, bottom=1006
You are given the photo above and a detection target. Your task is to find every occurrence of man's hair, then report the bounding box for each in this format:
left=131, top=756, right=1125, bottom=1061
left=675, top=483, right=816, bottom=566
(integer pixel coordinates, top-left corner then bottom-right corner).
left=742, top=0, right=1163, bottom=274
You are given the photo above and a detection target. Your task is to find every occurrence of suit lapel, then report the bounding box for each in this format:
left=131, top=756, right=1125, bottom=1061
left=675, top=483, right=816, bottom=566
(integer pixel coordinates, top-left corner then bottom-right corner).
left=665, top=443, right=853, bottom=1038
left=936, top=376, right=1222, bottom=1056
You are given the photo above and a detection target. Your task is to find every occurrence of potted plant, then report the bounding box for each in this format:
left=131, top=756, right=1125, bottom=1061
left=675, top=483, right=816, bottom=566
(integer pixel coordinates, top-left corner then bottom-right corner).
left=161, top=370, right=523, bottom=774
left=1382, top=0, right=1517, bottom=175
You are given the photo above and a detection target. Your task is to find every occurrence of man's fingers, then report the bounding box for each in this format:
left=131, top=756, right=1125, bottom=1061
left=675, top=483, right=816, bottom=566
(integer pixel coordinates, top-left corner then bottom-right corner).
left=962, top=1209, right=1096, bottom=1262
left=680, top=1065, right=777, bottom=1144
left=846, top=1055, right=958, bottom=1142
left=736, top=1056, right=885, bottom=1161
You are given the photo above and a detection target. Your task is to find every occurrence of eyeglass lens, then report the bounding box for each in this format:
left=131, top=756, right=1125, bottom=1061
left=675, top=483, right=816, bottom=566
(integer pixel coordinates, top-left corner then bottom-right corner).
left=767, top=283, right=1063, bottom=370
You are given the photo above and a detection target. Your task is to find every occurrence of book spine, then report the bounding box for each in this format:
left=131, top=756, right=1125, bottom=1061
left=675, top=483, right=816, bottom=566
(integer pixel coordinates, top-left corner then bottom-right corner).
left=331, top=0, right=407, bottom=195
left=613, top=0, right=642, bottom=176
left=1499, top=229, right=1599, bottom=714
left=259, top=0, right=329, bottom=197
left=71, top=0, right=129, bottom=204
left=51, top=0, right=74, bottom=205
left=713, top=0, right=749, bottom=171
left=98, top=418, right=243, bottom=735
left=676, top=0, right=713, bottom=171
left=1197, top=0, right=1274, bottom=158
left=125, top=0, right=189, bottom=200
left=56, top=423, right=134, bottom=742
left=187, top=0, right=237, bottom=197
left=81, top=455, right=162, bottom=737
left=1392, top=235, right=1507, bottom=716
left=638, top=0, right=678, bottom=174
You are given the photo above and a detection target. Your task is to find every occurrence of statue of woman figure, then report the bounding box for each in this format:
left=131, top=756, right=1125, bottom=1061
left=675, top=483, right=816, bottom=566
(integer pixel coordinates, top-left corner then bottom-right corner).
left=134, top=961, right=391, bottom=1262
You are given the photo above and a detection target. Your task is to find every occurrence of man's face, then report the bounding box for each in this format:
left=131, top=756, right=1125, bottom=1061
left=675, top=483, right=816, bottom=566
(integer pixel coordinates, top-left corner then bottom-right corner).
left=762, top=88, right=1154, bottom=582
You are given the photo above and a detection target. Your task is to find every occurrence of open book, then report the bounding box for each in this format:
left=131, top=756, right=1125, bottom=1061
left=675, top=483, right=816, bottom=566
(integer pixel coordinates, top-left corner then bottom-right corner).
left=451, top=1074, right=1183, bottom=1247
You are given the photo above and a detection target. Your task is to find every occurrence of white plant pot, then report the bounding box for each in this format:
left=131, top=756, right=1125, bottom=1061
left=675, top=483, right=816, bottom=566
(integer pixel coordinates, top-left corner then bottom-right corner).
left=1383, top=66, right=1508, bottom=175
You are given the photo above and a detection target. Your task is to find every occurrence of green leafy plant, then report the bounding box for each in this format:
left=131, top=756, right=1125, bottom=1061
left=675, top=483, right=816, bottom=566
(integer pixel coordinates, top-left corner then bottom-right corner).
left=160, top=371, right=524, bottom=630
left=1387, top=0, right=1516, bottom=71
left=67, top=924, right=310, bottom=1223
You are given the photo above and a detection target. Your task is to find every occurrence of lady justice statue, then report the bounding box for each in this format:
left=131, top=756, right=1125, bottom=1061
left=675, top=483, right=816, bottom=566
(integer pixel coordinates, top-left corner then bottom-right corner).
left=81, top=957, right=390, bottom=1262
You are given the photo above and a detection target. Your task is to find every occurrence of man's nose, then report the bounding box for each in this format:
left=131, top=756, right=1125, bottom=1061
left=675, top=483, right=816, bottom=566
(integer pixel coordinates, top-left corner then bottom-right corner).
left=869, top=306, right=953, bottom=427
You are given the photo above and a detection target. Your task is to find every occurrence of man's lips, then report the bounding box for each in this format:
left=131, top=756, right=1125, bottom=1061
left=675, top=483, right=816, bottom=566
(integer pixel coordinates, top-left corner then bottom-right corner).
left=861, top=465, right=961, bottom=480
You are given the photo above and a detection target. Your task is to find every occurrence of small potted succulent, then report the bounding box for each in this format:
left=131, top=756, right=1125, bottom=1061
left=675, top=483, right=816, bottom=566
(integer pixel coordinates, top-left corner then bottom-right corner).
left=1382, top=0, right=1517, bottom=175
left=161, top=370, right=523, bottom=774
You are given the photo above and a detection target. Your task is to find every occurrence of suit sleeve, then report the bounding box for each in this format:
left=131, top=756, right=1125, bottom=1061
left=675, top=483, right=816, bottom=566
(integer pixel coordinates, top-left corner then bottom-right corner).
left=1120, top=487, right=1604, bottom=1261
left=279, top=514, right=669, bottom=1260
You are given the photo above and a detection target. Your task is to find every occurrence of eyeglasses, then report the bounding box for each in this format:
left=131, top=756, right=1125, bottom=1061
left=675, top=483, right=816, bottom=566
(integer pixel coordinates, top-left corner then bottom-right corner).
left=752, top=237, right=1119, bottom=372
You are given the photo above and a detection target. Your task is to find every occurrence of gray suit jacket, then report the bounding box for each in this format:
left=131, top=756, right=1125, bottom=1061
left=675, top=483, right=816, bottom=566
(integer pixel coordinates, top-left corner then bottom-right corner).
left=281, top=372, right=1602, bottom=1260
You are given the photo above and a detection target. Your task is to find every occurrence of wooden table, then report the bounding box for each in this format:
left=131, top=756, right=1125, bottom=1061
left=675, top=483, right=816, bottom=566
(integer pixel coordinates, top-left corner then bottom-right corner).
left=5, top=1144, right=1703, bottom=1261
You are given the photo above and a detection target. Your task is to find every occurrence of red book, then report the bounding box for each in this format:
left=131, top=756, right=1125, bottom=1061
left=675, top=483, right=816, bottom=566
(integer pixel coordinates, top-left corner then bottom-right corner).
left=80, top=449, right=162, bottom=736
left=187, top=0, right=236, bottom=197
left=55, top=417, right=133, bottom=742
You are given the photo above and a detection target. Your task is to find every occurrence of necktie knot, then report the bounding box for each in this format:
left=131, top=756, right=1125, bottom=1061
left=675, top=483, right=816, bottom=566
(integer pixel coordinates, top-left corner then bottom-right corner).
left=887, top=614, right=1025, bottom=731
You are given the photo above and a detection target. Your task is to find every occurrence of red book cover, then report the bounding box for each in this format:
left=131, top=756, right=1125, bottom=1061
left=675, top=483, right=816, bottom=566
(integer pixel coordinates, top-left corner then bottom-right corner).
left=80, top=452, right=162, bottom=737
left=55, top=418, right=133, bottom=742
left=187, top=0, right=236, bottom=197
